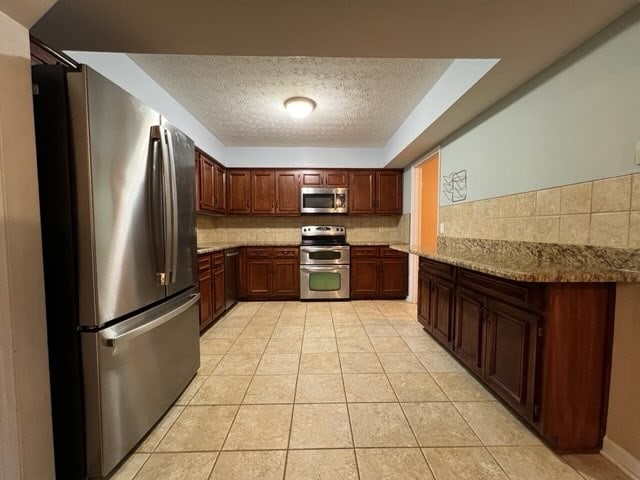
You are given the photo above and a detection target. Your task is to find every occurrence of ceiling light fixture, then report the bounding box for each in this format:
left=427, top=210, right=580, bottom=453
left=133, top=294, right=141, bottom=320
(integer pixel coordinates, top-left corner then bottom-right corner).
left=284, top=96, right=316, bottom=119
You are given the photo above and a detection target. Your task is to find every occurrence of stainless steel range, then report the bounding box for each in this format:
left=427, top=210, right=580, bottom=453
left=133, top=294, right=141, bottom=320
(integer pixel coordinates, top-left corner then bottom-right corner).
left=300, top=226, right=350, bottom=300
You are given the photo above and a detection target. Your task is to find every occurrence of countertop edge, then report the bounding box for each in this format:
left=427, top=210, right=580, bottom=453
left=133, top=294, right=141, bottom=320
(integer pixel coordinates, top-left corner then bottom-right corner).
left=388, top=244, right=640, bottom=283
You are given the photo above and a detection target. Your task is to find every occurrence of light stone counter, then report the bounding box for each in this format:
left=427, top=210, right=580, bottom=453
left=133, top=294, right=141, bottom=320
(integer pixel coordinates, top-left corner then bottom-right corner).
left=390, top=237, right=640, bottom=283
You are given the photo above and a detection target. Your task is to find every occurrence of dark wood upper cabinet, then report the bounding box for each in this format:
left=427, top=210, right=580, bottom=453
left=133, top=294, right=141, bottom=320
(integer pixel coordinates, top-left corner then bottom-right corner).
left=227, top=169, right=251, bottom=214
left=275, top=170, right=300, bottom=215
left=251, top=170, right=276, bottom=214
left=196, top=150, right=225, bottom=214
left=300, top=169, right=348, bottom=188
left=324, top=170, right=348, bottom=187
left=213, top=163, right=226, bottom=213
left=376, top=170, right=403, bottom=214
left=300, top=170, right=323, bottom=186
left=349, top=170, right=376, bottom=214
left=349, top=169, right=402, bottom=215
left=198, top=153, right=215, bottom=210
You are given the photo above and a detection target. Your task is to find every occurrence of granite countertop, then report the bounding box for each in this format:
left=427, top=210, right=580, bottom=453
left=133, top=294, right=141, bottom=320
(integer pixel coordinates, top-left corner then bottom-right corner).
left=389, top=238, right=640, bottom=283
left=197, top=241, right=300, bottom=254
left=198, top=240, right=405, bottom=254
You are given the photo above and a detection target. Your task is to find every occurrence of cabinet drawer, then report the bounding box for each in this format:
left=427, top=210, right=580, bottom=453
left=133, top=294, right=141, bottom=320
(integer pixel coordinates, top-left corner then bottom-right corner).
left=198, top=254, right=211, bottom=271
left=419, top=258, right=454, bottom=280
left=380, top=247, right=407, bottom=258
left=351, top=247, right=379, bottom=258
left=273, top=247, right=299, bottom=259
left=212, top=251, right=224, bottom=267
left=458, top=268, right=544, bottom=311
left=246, top=247, right=273, bottom=259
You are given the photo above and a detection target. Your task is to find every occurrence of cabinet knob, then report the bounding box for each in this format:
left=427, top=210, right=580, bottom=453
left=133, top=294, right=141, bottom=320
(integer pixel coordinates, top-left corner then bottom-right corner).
left=246, top=201, right=250, bottom=208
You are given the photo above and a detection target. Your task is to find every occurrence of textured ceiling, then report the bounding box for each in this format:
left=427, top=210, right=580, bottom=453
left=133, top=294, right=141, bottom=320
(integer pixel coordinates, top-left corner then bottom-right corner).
left=130, top=55, right=452, bottom=147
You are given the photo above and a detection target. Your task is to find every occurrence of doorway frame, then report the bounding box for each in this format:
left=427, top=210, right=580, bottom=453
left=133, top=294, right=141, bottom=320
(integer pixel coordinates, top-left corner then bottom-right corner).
left=407, top=147, right=441, bottom=303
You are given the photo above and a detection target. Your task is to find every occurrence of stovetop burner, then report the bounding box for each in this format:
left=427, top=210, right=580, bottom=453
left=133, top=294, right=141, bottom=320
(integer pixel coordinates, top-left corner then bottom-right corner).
left=301, top=225, right=348, bottom=246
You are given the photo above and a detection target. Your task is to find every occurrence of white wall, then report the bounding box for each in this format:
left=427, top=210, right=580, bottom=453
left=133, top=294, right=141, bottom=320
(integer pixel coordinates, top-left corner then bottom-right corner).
left=224, top=146, right=384, bottom=168
left=67, top=51, right=228, bottom=161
left=440, top=10, right=640, bottom=205
left=0, top=9, right=55, bottom=480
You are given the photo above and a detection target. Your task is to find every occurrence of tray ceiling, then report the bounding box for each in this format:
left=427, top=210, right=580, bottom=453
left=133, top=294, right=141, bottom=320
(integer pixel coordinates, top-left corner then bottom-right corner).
left=130, top=55, right=452, bottom=147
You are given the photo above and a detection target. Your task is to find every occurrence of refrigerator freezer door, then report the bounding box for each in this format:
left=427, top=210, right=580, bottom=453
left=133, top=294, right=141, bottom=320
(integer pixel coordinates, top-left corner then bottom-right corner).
left=161, top=118, right=197, bottom=297
left=81, top=289, right=200, bottom=478
left=68, top=67, right=167, bottom=327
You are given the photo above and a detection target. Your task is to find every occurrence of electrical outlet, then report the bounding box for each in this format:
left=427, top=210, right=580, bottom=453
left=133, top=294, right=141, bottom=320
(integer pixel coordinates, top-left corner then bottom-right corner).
left=439, top=222, right=445, bottom=234
left=635, top=139, right=640, bottom=165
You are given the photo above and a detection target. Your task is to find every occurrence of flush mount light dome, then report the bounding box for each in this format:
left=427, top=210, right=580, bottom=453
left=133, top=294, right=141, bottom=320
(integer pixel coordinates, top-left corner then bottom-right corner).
left=284, top=96, right=316, bottom=119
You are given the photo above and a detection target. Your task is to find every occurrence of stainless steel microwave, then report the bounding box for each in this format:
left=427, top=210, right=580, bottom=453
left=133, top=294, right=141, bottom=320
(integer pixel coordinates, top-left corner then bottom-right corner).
left=300, top=187, right=348, bottom=214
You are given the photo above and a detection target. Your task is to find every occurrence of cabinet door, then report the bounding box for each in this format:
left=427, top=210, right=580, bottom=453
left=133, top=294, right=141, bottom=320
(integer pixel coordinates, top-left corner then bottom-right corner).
left=246, top=259, right=272, bottom=297
left=251, top=169, right=276, bottom=214
left=349, top=170, right=375, bottom=214
left=453, top=287, right=485, bottom=376
left=199, top=155, right=215, bottom=211
left=213, top=266, right=225, bottom=318
left=275, top=170, right=300, bottom=215
left=431, top=278, right=454, bottom=348
left=484, top=299, right=540, bottom=419
left=227, top=169, right=251, bottom=214
left=350, top=258, right=379, bottom=298
left=376, top=170, right=402, bottom=214
left=198, top=271, right=212, bottom=328
left=272, top=259, right=300, bottom=298
left=417, top=273, right=432, bottom=330
left=324, top=170, right=348, bottom=187
left=300, top=170, right=323, bottom=186
left=379, top=257, right=408, bottom=298
left=212, top=163, right=226, bottom=213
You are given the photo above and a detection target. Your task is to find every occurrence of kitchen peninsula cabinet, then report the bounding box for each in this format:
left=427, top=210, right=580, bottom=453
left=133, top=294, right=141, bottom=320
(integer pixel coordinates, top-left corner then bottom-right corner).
left=417, top=257, right=615, bottom=452
left=245, top=247, right=299, bottom=299
left=198, top=251, right=225, bottom=331
left=349, top=170, right=403, bottom=215
left=418, top=260, right=454, bottom=349
left=196, top=149, right=225, bottom=214
left=351, top=246, right=408, bottom=299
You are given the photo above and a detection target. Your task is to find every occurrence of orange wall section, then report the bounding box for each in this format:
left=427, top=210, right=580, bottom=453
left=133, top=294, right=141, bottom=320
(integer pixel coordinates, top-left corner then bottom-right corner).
left=419, top=154, right=439, bottom=248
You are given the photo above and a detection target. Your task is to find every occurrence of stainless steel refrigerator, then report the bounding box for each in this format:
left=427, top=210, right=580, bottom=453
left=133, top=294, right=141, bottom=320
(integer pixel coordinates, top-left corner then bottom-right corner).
left=33, top=65, right=200, bottom=479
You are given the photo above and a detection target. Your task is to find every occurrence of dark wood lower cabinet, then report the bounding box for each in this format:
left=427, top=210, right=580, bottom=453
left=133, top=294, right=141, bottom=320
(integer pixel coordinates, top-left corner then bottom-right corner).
left=418, top=257, right=615, bottom=453
left=484, top=299, right=539, bottom=420
left=350, top=246, right=408, bottom=299
left=244, top=247, right=299, bottom=300
left=453, top=287, right=485, bottom=377
left=198, top=251, right=225, bottom=331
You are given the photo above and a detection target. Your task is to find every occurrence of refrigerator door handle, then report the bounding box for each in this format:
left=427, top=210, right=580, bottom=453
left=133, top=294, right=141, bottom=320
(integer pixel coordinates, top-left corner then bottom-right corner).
left=165, top=128, right=179, bottom=284
left=150, top=128, right=167, bottom=285
left=158, top=127, right=172, bottom=286
left=101, top=293, right=200, bottom=347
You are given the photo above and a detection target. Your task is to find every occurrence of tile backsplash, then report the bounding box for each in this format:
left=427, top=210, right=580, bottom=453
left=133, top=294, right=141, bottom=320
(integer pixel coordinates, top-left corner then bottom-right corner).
left=197, top=214, right=410, bottom=245
left=440, top=173, right=640, bottom=248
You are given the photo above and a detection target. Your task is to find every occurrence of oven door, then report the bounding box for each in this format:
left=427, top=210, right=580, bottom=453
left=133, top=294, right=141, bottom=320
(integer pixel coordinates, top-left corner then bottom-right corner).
left=300, top=245, right=350, bottom=265
left=300, top=265, right=350, bottom=300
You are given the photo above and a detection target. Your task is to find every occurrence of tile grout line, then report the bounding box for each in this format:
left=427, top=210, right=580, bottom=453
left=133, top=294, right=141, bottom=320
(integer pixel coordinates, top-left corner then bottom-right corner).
left=332, top=305, right=362, bottom=480
left=282, top=301, right=308, bottom=480
left=205, top=302, right=262, bottom=479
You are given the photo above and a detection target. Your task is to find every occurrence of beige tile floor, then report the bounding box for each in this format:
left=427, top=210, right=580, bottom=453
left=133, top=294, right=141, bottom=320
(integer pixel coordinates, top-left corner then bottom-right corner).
left=109, top=300, right=631, bottom=480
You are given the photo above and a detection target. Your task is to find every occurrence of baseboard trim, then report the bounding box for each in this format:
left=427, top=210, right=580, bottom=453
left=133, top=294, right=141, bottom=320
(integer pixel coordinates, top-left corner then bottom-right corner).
left=601, top=436, right=640, bottom=480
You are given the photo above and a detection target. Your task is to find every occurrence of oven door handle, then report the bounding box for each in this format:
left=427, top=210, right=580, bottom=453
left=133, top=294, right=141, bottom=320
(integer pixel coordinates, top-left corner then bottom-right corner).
left=300, top=265, right=350, bottom=271
left=299, top=246, right=350, bottom=251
